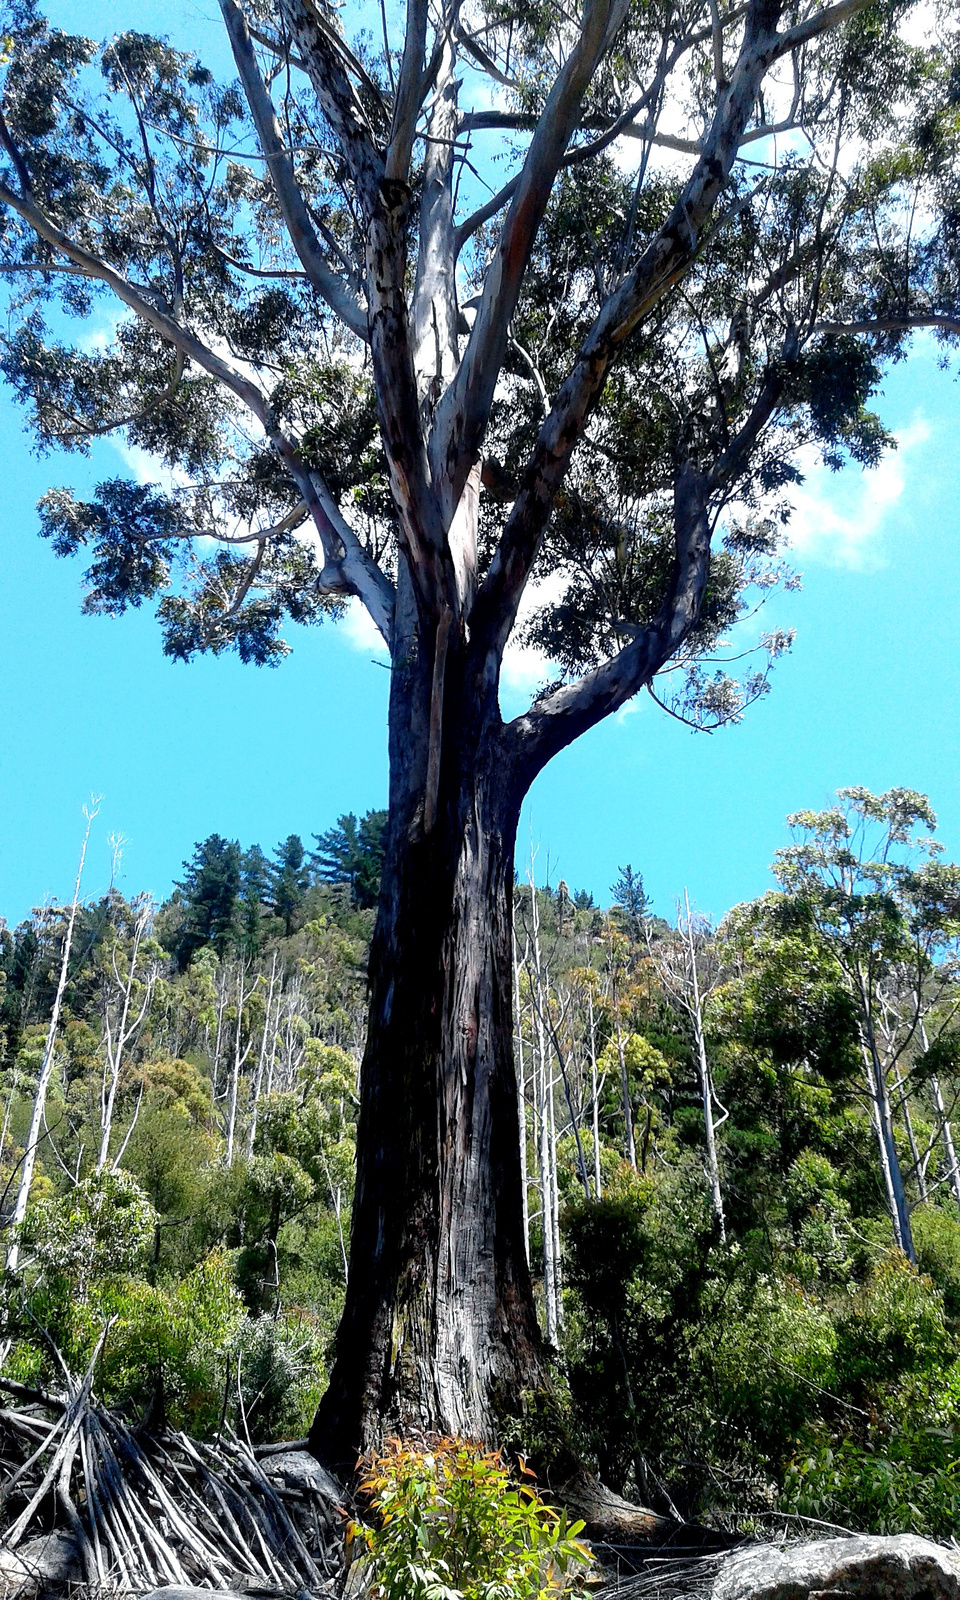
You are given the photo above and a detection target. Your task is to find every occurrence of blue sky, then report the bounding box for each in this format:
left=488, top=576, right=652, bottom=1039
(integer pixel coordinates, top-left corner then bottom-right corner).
left=1, top=1, right=959, bottom=928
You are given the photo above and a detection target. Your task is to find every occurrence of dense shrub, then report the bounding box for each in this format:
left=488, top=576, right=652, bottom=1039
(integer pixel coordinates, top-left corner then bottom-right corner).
left=352, top=1437, right=592, bottom=1600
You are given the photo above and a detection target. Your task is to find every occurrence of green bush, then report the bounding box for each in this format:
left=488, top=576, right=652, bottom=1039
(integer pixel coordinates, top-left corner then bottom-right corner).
left=230, top=1311, right=326, bottom=1441
left=784, top=1426, right=960, bottom=1539
left=913, top=1206, right=960, bottom=1319
left=352, top=1436, right=592, bottom=1600
left=833, top=1254, right=949, bottom=1394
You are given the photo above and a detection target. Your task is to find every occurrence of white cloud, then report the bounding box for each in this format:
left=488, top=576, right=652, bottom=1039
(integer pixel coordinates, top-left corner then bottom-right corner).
left=341, top=596, right=391, bottom=660
left=785, top=416, right=931, bottom=570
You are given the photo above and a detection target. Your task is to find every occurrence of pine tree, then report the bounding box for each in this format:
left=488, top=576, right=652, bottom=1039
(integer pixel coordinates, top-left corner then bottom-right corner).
left=311, top=811, right=387, bottom=910
left=174, top=835, right=242, bottom=969
left=270, top=834, right=309, bottom=937
left=239, top=844, right=272, bottom=956
left=611, top=865, right=651, bottom=936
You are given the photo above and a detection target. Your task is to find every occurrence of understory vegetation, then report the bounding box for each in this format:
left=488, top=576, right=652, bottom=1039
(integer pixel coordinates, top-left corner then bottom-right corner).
left=2, top=788, right=960, bottom=1539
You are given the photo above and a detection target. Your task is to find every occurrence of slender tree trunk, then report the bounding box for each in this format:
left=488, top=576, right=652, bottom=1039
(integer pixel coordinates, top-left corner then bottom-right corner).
left=309, top=663, right=544, bottom=1471
left=546, top=1061, right=563, bottom=1332
left=225, top=968, right=250, bottom=1166
left=931, top=1073, right=960, bottom=1214
left=864, top=1039, right=914, bottom=1260
left=7, top=805, right=96, bottom=1272
left=513, top=936, right=530, bottom=1265
left=614, top=998, right=637, bottom=1170
left=588, top=992, right=602, bottom=1200
left=97, top=908, right=151, bottom=1173
left=528, top=887, right=559, bottom=1342
left=246, top=951, right=278, bottom=1159
left=681, top=894, right=724, bottom=1241
left=898, top=1078, right=927, bottom=1203
left=538, top=992, right=559, bottom=1346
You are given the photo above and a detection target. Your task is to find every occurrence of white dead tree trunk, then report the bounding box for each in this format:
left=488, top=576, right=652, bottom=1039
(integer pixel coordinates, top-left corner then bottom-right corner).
left=588, top=989, right=603, bottom=1199
left=513, top=934, right=530, bottom=1265
left=6, top=801, right=98, bottom=1272
left=246, top=951, right=279, bottom=1159
left=96, top=897, right=157, bottom=1172
left=225, top=967, right=254, bottom=1165
left=528, top=882, right=560, bottom=1342
left=647, top=892, right=727, bottom=1240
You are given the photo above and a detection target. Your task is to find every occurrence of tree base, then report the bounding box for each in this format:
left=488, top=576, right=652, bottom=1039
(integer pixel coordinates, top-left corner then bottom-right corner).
left=552, top=1468, right=735, bottom=1551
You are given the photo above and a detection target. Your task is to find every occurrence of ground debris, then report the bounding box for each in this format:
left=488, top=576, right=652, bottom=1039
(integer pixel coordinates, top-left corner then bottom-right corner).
left=0, top=1364, right=343, bottom=1597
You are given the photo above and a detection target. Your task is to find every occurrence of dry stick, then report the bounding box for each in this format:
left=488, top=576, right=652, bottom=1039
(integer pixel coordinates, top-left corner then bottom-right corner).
left=170, top=1433, right=268, bottom=1578
left=55, top=1432, right=98, bottom=1587
left=212, top=1449, right=294, bottom=1586
left=1, top=1324, right=107, bottom=1549
left=90, top=1417, right=164, bottom=1584
left=219, top=1438, right=311, bottom=1579
left=104, top=1428, right=228, bottom=1586
left=78, top=1419, right=108, bottom=1584
left=0, top=1411, right=65, bottom=1509
left=189, top=1454, right=269, bottom=1577
left=4, top=1417, right=77, bottom=1546
left=227, top=1442, right=325, bottom=1586
left=0, top=1408, right=57, bottom=1441
left=0, top=1376, right=66, bottom=1408
left=81, top=1423, right=137, bottom=1587
left=104, top=1459, right=184, bottom=1585
left=122, top=1436, right=235, bottom=1584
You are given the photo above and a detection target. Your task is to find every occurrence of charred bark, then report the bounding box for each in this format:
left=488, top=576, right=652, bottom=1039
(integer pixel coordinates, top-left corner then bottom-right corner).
left=309, top=634, right=545, bottom=1474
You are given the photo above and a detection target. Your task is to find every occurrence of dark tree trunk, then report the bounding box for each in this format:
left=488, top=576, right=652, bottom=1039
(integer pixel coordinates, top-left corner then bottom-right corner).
left=309, top=620, right=546, bottom=1474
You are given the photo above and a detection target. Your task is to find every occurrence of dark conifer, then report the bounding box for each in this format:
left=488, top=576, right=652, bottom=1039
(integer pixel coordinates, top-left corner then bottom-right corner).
left=311, top=811, right=386, bottom=910
left=174, top=835, right=242, bottom=969
left=270, top=834, right=309, bottom=936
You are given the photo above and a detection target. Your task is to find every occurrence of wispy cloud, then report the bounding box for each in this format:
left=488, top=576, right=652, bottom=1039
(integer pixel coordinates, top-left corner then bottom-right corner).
left=785, top=416, right=931, bottom=570
left=341, top=596, right=391, bottom=660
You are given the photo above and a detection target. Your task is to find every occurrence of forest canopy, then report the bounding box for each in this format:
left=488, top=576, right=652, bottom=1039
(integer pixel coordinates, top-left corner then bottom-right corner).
left=3, top=787, right=960, bottom=1539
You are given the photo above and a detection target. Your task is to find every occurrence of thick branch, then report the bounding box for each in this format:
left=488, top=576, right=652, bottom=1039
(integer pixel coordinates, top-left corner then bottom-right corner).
left=430, top=0, right=633, bottom=505
left=813, top=314, right=960, bottom=337
left=386, top=0, right=429, bottom=181
left=218, top=0, right=368, bottom=340
left=279, top=0, right=384, bottom=213
left=773, top=0, right=874, bottom=57
left=507, top=462, right=711, bottom=780
left=309, top=473, right=397, bottom=644
left=279, top=0, right=448, bottom=618
left=468, top=0, right=786, bottom=667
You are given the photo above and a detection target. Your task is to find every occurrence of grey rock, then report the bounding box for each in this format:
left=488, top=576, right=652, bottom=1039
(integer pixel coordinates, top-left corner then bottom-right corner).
left=713, top=1535, right=960, bottom=1600
left=140, top=1589, right=336, bottom=1600
left=138, top=1588, right=249, bottom=1600
left=260, top=1450, right=343, bottom=1508
left=0, top=1532, right=82, bottom=1595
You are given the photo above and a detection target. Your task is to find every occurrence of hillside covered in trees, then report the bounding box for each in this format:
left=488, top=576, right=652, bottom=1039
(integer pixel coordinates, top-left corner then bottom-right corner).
left=2, top=786, right=960, bottom=1541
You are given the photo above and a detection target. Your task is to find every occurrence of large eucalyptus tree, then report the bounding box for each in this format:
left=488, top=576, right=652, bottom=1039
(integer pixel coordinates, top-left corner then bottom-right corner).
left=0, top=0, right=956, bottom=1469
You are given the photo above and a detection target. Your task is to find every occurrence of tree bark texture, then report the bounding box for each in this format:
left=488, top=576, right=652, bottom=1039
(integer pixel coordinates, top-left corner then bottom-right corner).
left=309, top=630, right=545, bottom=1472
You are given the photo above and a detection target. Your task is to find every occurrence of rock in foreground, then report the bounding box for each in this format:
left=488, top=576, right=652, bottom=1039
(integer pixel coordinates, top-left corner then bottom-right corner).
left=714, top=1535, right=960, bottom=1600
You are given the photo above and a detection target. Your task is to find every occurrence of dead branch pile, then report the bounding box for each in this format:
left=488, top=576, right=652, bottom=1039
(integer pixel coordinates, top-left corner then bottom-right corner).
left=0, top=1354, right=343, bottom=1595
